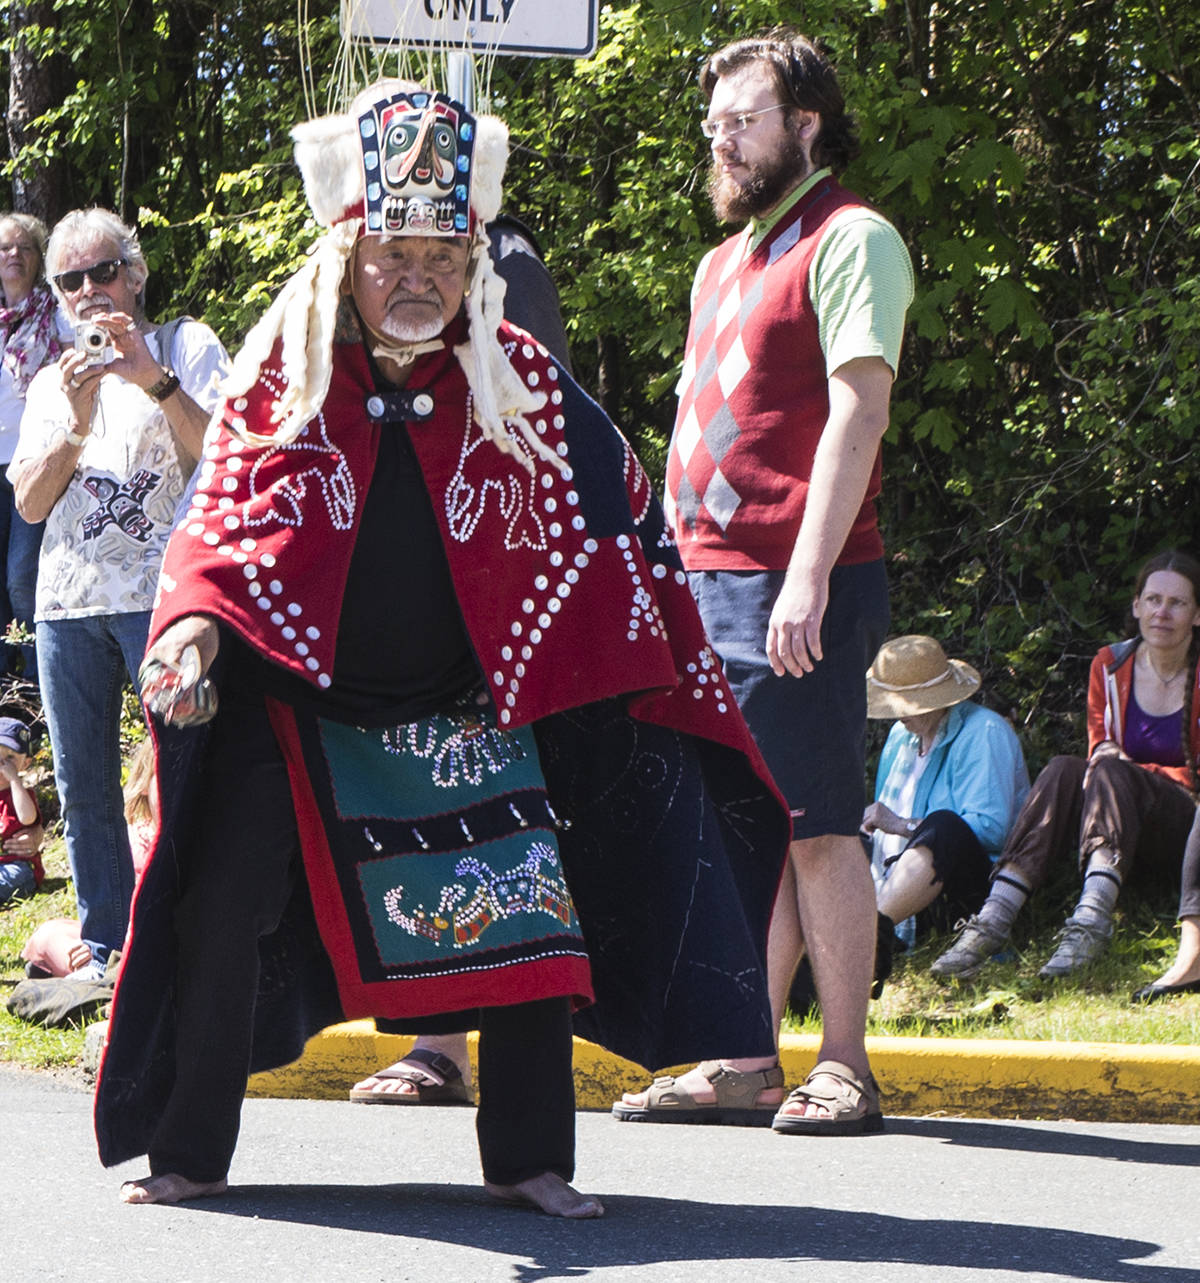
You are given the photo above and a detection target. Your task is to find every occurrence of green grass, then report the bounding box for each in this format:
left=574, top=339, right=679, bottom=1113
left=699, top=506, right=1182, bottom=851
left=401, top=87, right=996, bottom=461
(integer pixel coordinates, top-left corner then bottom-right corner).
left=0, top=835, right=89, bottom=1069
left=0, top=692, right=143, bottom=1073
left=786, top=886, right=1200, bottom=1044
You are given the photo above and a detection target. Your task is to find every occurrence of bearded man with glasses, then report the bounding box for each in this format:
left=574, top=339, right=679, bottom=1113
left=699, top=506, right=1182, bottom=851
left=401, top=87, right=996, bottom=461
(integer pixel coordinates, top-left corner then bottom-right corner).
left=7, top=207, right=228, bottom=980
left=618, top=28, right=915, bottom=1135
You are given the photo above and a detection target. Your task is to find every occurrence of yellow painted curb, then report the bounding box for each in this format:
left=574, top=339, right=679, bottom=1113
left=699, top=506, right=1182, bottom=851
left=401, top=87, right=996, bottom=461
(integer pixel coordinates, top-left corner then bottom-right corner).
left=861, top=1034, right=1200, bottom=1123
left=247, top=1025, right=1200, bottom=1123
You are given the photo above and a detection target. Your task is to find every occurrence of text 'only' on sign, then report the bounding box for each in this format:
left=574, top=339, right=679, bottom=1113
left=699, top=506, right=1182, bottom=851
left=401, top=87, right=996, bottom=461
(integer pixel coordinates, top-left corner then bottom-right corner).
left=344, top=0, right=599, bottom=59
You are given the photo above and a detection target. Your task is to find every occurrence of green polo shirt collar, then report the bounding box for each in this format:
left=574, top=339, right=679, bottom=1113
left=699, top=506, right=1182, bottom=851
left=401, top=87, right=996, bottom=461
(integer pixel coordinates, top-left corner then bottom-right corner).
left=747, top=168, right=832, bottom=252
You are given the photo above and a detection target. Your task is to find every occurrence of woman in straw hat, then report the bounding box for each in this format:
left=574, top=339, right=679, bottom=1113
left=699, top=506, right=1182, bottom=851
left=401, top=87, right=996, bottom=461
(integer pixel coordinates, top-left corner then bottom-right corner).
left=864, top=635, right=1029, bottom=982
left=933, top=549, right=1200, bottom=982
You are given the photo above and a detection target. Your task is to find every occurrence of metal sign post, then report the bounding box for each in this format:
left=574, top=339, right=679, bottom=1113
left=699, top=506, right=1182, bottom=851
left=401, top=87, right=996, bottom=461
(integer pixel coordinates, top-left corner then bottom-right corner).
left=446, top=50, right=475, bottom=109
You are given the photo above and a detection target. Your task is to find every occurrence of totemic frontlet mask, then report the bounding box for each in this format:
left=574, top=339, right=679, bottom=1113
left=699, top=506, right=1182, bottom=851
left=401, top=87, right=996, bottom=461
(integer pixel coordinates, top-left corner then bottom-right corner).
left=358, top=91, right=476, bottom=237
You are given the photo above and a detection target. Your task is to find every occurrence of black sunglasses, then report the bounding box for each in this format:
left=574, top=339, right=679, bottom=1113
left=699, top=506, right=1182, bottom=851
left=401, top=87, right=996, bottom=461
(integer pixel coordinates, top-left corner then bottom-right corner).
left=53, top=258, right=126, bottom=293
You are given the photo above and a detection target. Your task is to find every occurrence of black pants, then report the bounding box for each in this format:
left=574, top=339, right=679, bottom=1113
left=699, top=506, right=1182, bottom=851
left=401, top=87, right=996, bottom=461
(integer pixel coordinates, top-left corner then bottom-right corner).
left=897, top=809, right=992, bottom=935
left=147, top=691, right=575, bottom=1186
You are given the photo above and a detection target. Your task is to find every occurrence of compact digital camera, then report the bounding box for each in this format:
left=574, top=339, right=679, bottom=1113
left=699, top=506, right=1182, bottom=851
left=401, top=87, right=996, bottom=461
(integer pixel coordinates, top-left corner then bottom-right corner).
left=73, top=322, right=115, bottom=366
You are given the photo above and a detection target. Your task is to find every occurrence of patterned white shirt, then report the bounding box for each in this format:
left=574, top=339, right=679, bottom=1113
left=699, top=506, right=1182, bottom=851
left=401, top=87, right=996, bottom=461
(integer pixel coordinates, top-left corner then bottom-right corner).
left=9, top=321, right=228, bottom=620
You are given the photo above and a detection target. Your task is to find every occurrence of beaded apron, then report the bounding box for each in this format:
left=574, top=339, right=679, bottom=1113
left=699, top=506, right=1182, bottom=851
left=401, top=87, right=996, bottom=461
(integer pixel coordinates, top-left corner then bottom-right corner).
left=271, top=698, right=594, bottom=1019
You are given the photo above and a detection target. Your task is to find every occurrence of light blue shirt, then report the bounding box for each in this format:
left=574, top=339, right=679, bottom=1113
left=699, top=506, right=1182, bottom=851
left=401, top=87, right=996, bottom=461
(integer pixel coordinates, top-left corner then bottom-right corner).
left=872, top=701, right=1030, bottom=942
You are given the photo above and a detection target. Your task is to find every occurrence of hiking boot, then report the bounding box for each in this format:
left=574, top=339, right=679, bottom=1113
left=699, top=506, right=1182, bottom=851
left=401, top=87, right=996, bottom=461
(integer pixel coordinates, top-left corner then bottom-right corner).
left=930, top=915, right=1010, bottom=980
left=1038, top=915, right=1112, bottom=978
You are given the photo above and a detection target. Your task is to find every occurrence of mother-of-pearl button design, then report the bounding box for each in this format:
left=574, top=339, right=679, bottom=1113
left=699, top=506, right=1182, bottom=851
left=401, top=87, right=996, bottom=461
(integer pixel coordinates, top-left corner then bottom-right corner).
left=615, top=534, right=665, bottom=643
left=472, top=341, right=699, bottom=724
left=496, top=440, right=591, bottom=728
left=684, top=648, right=729, bottom=714
left=181, top=364, right=336, bottom=689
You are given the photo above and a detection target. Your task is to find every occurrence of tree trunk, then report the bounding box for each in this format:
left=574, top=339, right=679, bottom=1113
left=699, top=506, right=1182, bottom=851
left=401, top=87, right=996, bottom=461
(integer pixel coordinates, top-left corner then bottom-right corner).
left=6, top=0, right=61, bottom=219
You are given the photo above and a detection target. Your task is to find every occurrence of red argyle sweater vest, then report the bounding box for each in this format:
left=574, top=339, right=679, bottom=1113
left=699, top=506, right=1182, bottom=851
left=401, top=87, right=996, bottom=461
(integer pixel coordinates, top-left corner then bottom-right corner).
left=666, top=176, right=884, bottom=570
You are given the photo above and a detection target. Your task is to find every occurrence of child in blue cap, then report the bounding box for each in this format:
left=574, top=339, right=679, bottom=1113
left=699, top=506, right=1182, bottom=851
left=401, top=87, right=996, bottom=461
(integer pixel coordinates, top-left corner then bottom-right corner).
left=0, top=716, right=42, bottom=905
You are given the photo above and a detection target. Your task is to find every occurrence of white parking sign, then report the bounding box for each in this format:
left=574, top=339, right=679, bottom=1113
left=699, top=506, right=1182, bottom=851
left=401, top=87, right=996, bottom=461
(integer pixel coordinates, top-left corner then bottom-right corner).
left=345, top=0, right=599, bottom=59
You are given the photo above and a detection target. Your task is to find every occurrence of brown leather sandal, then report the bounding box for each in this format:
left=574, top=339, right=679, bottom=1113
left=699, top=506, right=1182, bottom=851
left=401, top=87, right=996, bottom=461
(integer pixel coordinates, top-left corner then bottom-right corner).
left=611, top=1063, right=783, bottom=1126
left=771, top=1059, right=885, bottom=1135
left=348, top=1048, right=472, bottom=1105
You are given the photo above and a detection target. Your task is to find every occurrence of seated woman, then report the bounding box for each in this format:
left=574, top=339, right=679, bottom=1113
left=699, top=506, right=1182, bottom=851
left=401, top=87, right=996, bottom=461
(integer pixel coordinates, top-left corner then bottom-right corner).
left=1132, top=809, right=1200, bottom=1002
left=934, top=549, right=1200, bottom=981
left=863, top=636, right=1029, bottom=977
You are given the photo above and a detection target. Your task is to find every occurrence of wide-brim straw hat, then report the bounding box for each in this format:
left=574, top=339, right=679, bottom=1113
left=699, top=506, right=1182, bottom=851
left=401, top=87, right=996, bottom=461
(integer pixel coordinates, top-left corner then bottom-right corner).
left=866, top=634, right=981, bottom=719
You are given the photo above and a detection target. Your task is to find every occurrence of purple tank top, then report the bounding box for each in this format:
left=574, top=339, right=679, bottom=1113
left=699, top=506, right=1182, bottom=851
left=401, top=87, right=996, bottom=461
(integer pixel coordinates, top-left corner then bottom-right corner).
left=1124, top=686, right=1185, bottom=766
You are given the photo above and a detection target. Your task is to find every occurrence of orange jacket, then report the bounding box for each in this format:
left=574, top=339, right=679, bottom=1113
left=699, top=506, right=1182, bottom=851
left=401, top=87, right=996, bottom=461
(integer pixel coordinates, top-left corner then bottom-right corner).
left=1087, top=638, right=1199, bottom=790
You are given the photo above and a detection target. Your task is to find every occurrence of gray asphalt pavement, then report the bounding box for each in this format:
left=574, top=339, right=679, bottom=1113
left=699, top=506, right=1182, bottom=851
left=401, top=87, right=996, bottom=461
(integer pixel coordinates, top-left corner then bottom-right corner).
left=5, top=1064, right=1199, bottom=1283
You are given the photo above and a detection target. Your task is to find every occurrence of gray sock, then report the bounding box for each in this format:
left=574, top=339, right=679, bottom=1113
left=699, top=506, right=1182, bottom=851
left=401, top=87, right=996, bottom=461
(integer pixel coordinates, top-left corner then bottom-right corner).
left=977, top=870, right=1032, bottom=934
left=1074, top=857, right=1121, bottom=927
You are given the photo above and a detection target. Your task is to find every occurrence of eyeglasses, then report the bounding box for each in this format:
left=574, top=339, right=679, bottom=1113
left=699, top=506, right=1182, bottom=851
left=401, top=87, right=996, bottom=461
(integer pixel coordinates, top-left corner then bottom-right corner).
left=701, top=103, right=787, bottom=140
left=53, top=259, right=126, bottom=293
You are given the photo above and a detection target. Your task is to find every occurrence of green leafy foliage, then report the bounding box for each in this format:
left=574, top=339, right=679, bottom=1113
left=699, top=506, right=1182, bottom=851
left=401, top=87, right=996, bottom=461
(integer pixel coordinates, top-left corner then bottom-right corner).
left=0, top=0, right=1197, bottom=761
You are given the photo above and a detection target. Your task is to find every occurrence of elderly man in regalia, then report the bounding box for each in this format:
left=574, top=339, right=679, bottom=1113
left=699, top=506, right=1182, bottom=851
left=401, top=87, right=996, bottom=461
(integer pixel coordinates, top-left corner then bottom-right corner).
left=94, top=81, right=788, bottom=1218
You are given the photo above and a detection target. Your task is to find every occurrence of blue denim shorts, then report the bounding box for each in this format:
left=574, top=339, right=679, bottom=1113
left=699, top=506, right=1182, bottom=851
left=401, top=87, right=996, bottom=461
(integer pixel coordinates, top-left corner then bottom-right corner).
left=689, top=560, right=889, bottom=839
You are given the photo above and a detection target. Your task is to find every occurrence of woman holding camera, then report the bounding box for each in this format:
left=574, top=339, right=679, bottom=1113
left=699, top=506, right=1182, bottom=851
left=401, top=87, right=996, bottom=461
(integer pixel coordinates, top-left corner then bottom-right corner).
left=0, top=212, right=68, bottom=683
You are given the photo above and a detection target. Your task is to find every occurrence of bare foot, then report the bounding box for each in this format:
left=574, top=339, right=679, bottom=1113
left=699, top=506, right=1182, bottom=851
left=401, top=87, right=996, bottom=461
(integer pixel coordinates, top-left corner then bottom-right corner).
left=485, top=1171, right=603, bottom=1218
left=120, top=1173, right=228, bottom=1205
left=620, top=1059, right=783, bottom=1109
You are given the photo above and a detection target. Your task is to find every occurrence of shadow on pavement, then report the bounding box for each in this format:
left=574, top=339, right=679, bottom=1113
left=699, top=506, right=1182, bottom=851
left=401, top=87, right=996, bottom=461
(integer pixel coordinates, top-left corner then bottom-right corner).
left=884, top=1116, right=1200, bottom=1167
left=173, top=1182, right=1182, bottom=1282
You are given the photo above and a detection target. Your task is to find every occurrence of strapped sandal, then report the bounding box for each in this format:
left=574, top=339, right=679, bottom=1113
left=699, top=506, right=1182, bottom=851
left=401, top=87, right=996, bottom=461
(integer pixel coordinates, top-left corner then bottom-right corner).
left=349, top=1047, right=473, bottom=1106
left=771, top=1059, right=885, bottom=1136
left=611, top=1063, right=783, bottom=1126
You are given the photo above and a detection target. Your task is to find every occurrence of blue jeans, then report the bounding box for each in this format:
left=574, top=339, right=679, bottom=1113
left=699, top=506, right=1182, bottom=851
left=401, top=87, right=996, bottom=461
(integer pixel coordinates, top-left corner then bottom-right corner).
left=0, top=476, right=44, bottom=681
left=37, top=611, right=151, bottom=964
left=0, top=858, right=35, bottom=906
